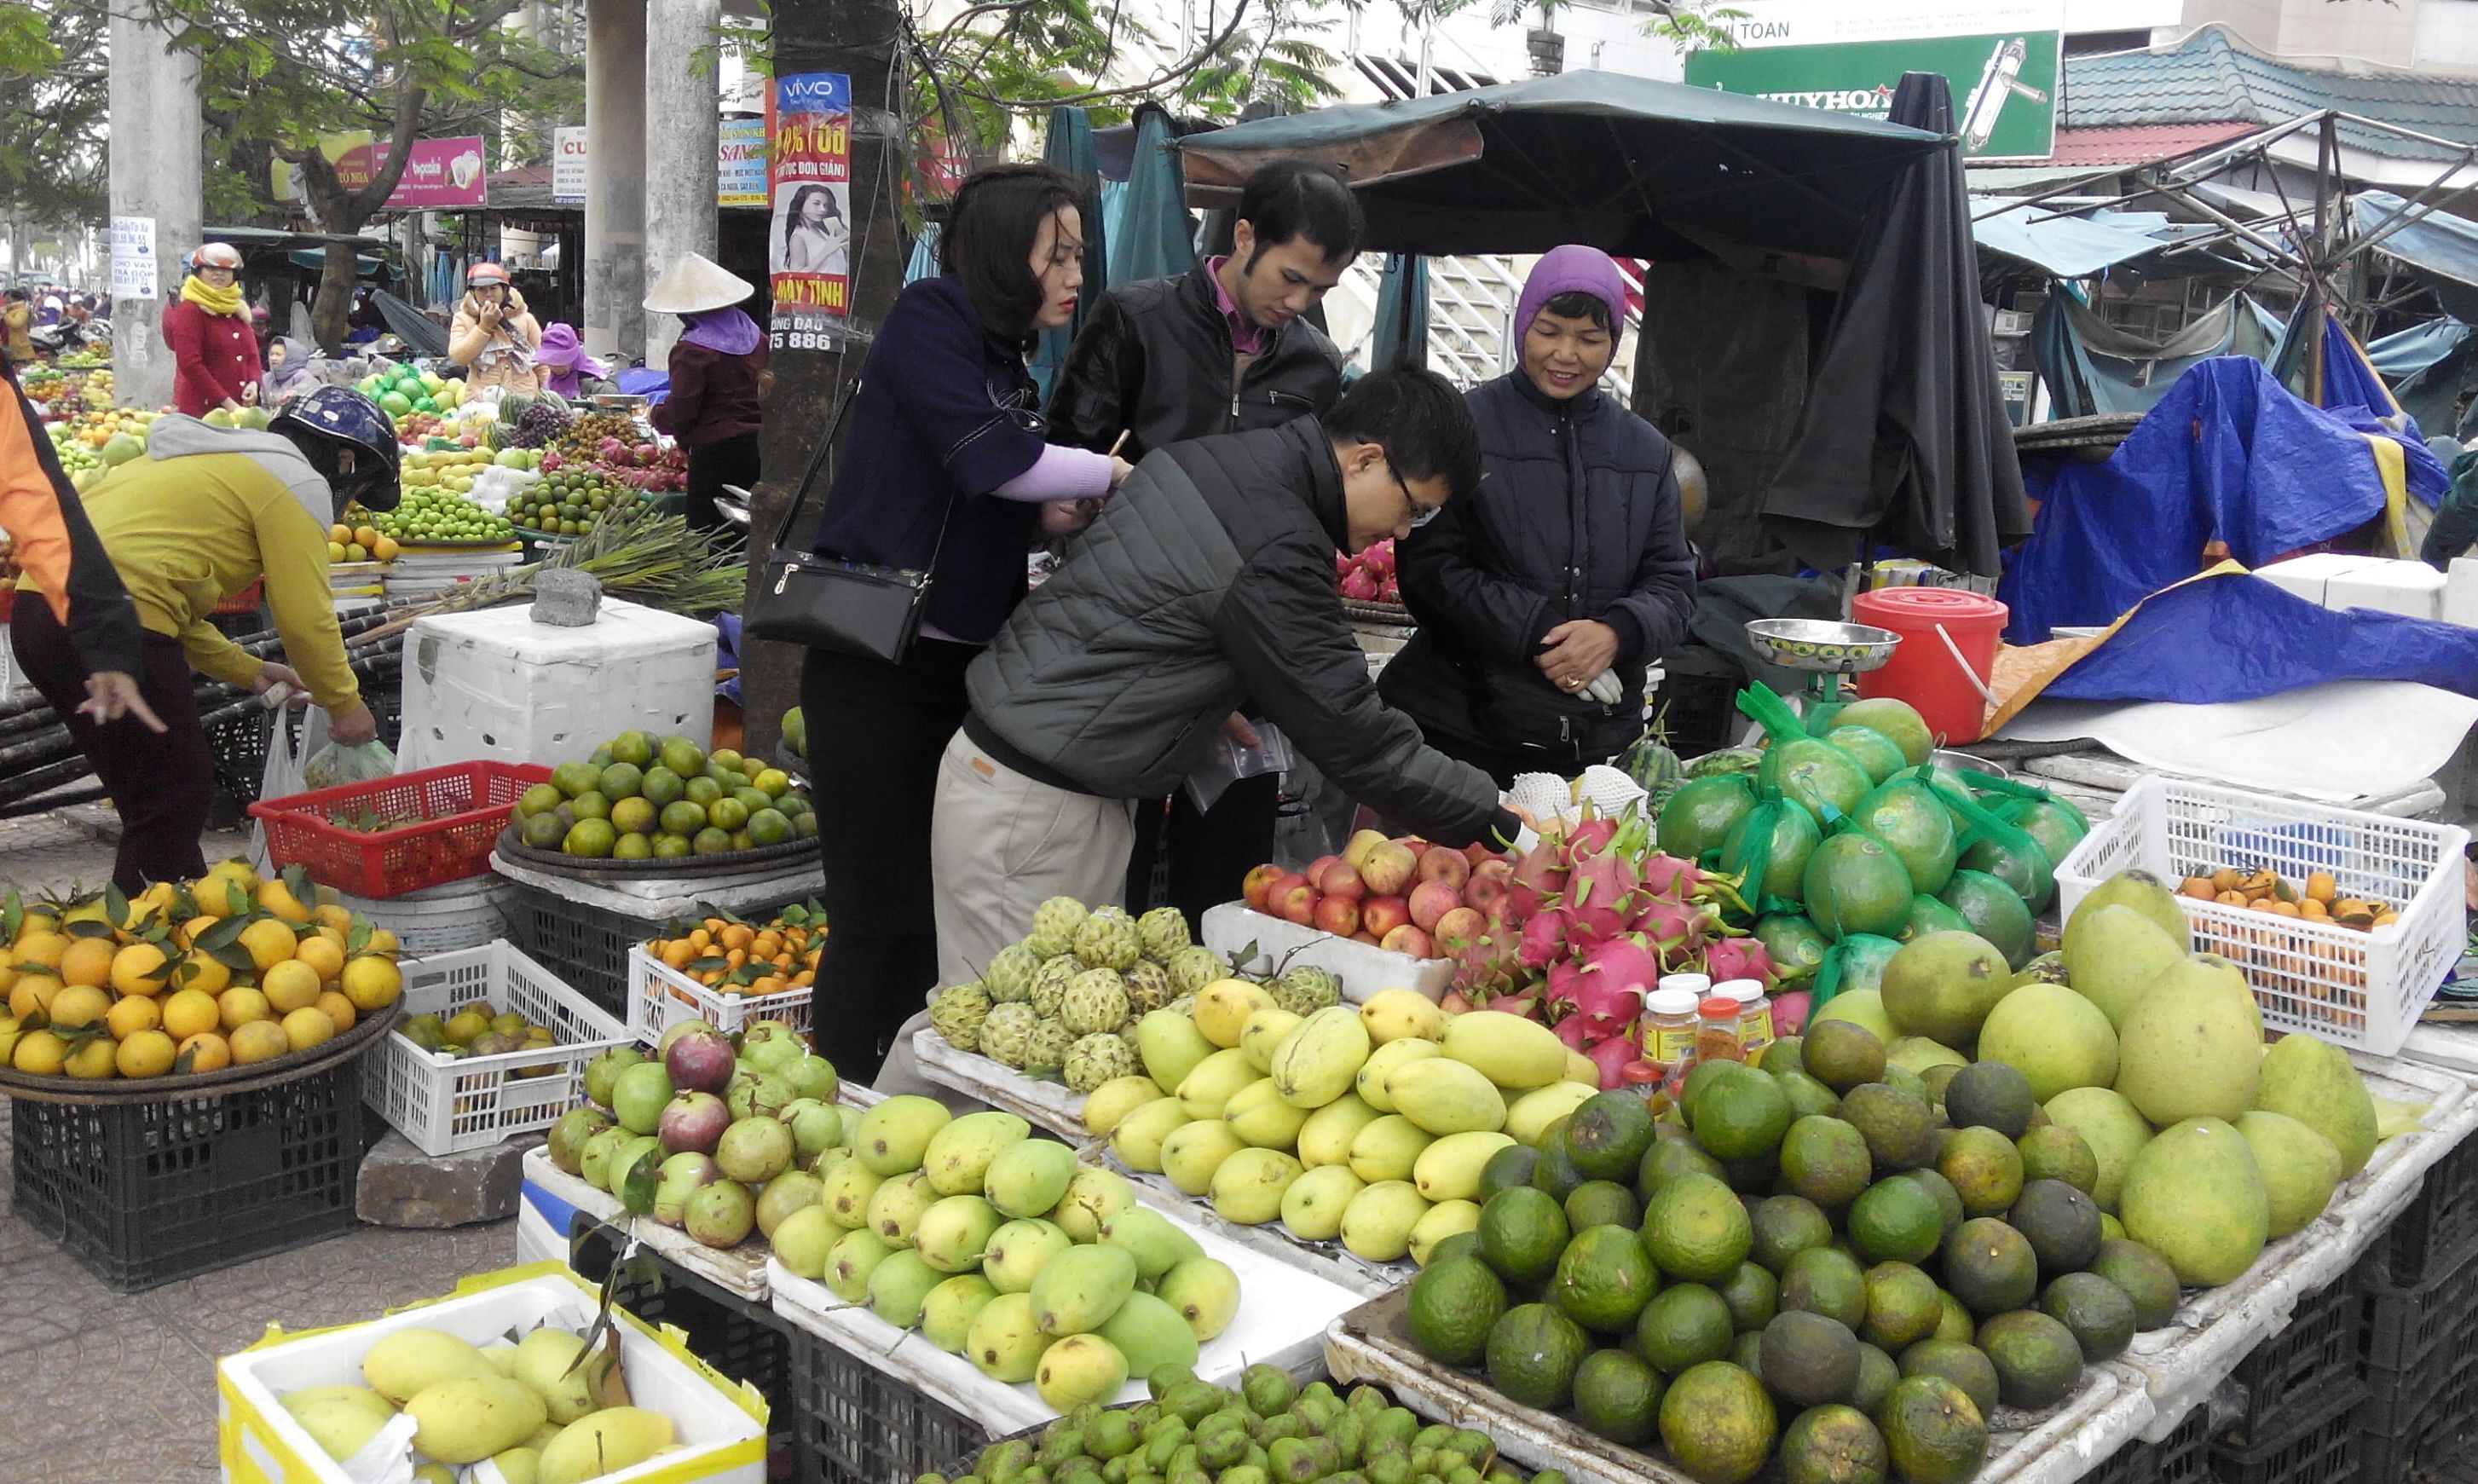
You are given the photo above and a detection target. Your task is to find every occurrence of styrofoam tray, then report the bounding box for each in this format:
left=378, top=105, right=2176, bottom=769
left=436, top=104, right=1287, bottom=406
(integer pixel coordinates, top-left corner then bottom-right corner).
left=1202, top=903, right=1456, bottom=1005
left=913, top=1028, right=1086, bottom=1138
left=1100, top=1149, right=1407, bottom=1300
left=1322, top=1289, right=2150, bottom=1484
left=767, top=1200, right=1361, bottom=1434
left=216, top=1264, right=766, bottom=1484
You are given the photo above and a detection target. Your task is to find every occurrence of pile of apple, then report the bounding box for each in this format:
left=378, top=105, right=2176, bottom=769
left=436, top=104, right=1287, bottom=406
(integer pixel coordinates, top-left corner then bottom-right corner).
left=1239, top=830, right=1508, bottom=961
left=1333, top=539, right=1400, bottom=605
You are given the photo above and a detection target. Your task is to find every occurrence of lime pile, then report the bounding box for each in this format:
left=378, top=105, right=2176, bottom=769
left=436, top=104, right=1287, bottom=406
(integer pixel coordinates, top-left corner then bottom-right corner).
left=355, top=361, right=463, bottom=418
left=512, top=730, right=818, bottom=861
left=515, top=471, right=626, bottom=535
left=376, top=488, right=517, bottom=544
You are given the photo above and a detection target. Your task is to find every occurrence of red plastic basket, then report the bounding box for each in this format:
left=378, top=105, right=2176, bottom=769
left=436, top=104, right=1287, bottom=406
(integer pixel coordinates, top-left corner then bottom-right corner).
left=212, top=578, right=265, bottom=615
left=248, top=760, right=551, bottom=898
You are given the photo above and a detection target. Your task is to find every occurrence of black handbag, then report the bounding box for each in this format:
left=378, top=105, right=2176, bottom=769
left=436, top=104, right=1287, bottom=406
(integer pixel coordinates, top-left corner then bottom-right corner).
left=744, top=377, right=955, bottom=663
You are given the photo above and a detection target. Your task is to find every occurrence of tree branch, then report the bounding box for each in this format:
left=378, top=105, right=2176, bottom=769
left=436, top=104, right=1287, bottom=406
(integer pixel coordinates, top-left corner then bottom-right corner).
left=951, top=0, right=1255, bottom=108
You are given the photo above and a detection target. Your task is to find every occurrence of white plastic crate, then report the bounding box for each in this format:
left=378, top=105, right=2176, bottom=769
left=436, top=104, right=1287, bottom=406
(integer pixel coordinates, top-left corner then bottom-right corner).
left=627, top=945, right=814, bottom=1044
left=368, top=940, right=632, bottom=1156
left=2055, top=775, right=2469, bottom=1055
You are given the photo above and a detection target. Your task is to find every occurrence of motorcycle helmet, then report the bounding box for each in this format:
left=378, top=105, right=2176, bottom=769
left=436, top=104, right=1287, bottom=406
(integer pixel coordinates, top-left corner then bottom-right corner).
left=465, top=261, right=511, bottom=289
left=189, top=242, right=244, bottom=272
left=270, top=386, right=401, bottom=515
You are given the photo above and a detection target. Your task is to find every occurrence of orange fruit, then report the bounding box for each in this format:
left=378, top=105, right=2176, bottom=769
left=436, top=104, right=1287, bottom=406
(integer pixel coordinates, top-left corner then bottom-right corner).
left=63, top=1035, right=117, bottom=1079
left=58, top=936, right=117, bottom=989
left=162, top=988, right=222, bottom=1040
left=340, top=956, right=404, bottom=1013
left=12, top=931, right=69, bottom=969
left=365, top=927, right=400, bottom=956
left=2305, top=871, right=2337, bottom=904
left=229, top=1019, right=291, bottom=1065
left=218, top=985, right=273, bottom=1030
left=176, top=1031, right=232, bottom=1073
left=106, top=994, right=161, bottom=1039
left=239, top=917, right=299, bottom=972
left=292, top=935, right=346, bottom=985
left=313, top=904, right=354, bottom=933
left=262, top=958, right=323, bottom=1014
left=176, top=950, right=232, bottom=997
left=12, top=1028, right=66, bottom=1074
left=256, top=879, right=315, bottom=924
left=280, top=1007, right=337, bottom=1053
left=315, top=990, right=358, bottom=1033
left=9, top=975, right=60, bottom=1022
left=115, top=1029, right=176, bottom=1078
left=48, top=983, right=111, bottom=1031
left=109, top=940, right=173, bottom=996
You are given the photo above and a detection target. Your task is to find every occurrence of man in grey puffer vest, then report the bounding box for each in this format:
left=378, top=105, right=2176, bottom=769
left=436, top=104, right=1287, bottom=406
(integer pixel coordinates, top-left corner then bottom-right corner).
left=929, top=369, right=1527, bottom=988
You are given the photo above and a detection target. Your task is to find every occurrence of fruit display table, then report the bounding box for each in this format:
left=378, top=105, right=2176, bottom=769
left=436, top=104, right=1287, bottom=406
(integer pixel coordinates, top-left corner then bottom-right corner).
left=1199, top=903, right=1457, bottom=1005
left=1099, top=1148, right=1407, bottom=1301
left=523, top=1145, right=777, bottom=1301
left=911, top=1028, right=1087, bottom=1137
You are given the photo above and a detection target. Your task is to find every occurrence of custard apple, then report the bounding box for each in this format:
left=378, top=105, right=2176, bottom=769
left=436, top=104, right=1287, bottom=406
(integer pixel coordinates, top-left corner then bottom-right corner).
left=1271, top=966, right=1343, bottom=1016
left=1122, top=961, right=1173, bottom=1015
left=985, top=943, right=1041, bottom=1004
left=1072, top=907, right=1141, bottom=972
left=1023, top=1018, right=1072, bottom=1077
left=978, top=1002, right=1039, bottom=1068
left=1025, top=896, right=1089, bottom=959
left=1060, top=967, right=1132, bottom=1036
left=1065, top=1032, right=1140, bottom=1093
left=1167, top=945, right=1229, bottom=998
left=1028, top=955, right=1081, bottom=1018
left=1137, top=906, right=1191, bottom=963
left=927, top=982, right=992, bottom=1051
left=1167, top=994, right=1197, bottom=1018
left=1119, top=1022, right=1145, bottom=1057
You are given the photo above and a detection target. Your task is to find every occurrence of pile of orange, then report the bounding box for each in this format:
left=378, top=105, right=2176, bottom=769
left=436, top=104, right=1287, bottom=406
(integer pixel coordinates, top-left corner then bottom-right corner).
left=2180, top=866, right=2398, bottom=930
left=649, top=902, right=824, bottom=1000
left=0, top=862, right=406, bottom=1081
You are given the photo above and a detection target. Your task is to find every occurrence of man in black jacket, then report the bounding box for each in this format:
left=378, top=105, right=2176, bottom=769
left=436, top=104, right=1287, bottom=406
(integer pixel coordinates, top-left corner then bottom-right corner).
left=1046, top=160, right=1365, bottom=936
left=931, top=370, right=1523, bottom=988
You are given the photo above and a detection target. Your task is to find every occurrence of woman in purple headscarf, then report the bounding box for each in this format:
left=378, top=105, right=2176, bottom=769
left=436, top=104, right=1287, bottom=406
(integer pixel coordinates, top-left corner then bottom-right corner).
left=644, top=252, right=765, bottom=543
left=534, top=322, right=613, bottom=400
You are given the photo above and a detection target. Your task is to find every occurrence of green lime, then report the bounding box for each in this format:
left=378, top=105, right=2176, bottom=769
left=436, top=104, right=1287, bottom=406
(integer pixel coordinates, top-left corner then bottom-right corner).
left=1477, top=1187, right=1569, bottom=1285
left=517, top=783, right=563, bottom=817
left=748, top=808, right=792, bottom=846
left=598, top=761, right=645, bottom=800
left=652, top=834, right=694, bottom=859
left=1632, top=1284, right=1733, bottom=1375
left=659, top=800, right=708, bottom=836
left=710, top=797, right=751, bottom=832
left=563, top=818, right=618, bottom=857
left=684, top=776, right=725, bottom=807
left=1848, top=1180, right=1943, bottom=1266
left=612, top=832, right=653, bottom=860
left=609, top=797, right=658, bottom=836
left=692, top=827, right=735, bottom=856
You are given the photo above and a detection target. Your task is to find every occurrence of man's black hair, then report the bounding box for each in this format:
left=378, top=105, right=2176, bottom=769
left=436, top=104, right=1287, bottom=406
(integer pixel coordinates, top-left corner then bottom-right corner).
left=1325, top=367, right=1481, bottom=503
left=1238, top=160, right=1366, bottom=266
left=942, top=162, right=1083, bottom=342
left=1541, top=290, right=1614, bottom=334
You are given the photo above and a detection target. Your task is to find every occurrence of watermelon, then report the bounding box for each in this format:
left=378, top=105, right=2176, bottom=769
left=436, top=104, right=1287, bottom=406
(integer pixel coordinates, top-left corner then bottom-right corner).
left=1657, top=776, right=1755, bottom=863
left=1824, top=725, right=1909, bottom=786
left=1687, top=748, right=1764, bottom=780
left=1753, top=913, right=1830, bottom=984
left=1803, top=833, right=1915, bottom=940
left=1621, top=732, right=1685, bottom=794
left=1759, top=736, right=1874, bottom=828
left=1721, top=797, right=1820, bottom=904
left=1850, top=777, right=1959, bottom=897
left=1938, top=869, right=2034, bottom=968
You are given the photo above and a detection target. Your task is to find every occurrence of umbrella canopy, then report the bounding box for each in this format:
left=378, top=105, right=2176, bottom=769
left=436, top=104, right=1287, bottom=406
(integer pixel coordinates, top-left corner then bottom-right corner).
left=1112, top=103, right=1195, bottom=286
left=1761, top=72, right=2030, bottom=580
left=1175, top=68, right=1944, bottom=262
left=1033, top=107, right=1110, bottom=401
left=1371, top=253, right=1430, bottom=372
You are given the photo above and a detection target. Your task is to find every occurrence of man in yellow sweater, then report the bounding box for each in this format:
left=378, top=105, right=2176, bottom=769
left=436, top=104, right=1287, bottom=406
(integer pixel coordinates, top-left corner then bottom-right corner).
left=13, top=386, right=400, bottom=887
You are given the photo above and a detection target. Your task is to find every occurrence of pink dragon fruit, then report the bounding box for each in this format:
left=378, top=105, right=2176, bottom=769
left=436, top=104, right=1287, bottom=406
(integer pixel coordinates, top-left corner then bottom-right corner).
left=1639, top=854, right=1705, bottom=898
left=1338, top=569, right=1380, bottom=602
left=1518, top=907, right=1574, bottom=969
left=1704, top=938, right=1778, bottom=990
left=1579, top=936, right=1661, bottom=1005
left=1770, top=989, right=1811, bottom=1036
left=1586, top=1035, right=1636, bottom=1089
left=1552, top=1012, right=1593, bottom=1051
left=1507, top=846, right=1568, bottom=924
left=1566, top=817, right=1620, bottom=859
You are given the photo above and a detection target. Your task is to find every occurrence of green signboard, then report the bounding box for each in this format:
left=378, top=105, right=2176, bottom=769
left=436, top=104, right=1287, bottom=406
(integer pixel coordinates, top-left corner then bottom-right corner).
left=1685, top=31, right=2060, bottom=160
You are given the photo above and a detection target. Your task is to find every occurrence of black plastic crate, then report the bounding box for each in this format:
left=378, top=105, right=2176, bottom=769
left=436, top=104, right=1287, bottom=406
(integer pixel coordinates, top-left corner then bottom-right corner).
left=2370, top=1132, right=2478, bottom=1292
left=205, top=706, right=272, bottom=814
left=569, top=1217, right=794, bottom=1458
left=1653, top=659, right=1745, bottom=761
left=508, top=882, right=667, bottom=1015
left=2216, top=1275, right=2366, bottom=1446
left=2209, top=1381, right=2366, bottom=1484
left=2361, top=1241, right=2478, bottom=1374
left=2082, top=1402, right=2213, bottom=1484
left=787, top=1317, right=986, bottom=1484
left=9, top=1058, right=365, bottom=1291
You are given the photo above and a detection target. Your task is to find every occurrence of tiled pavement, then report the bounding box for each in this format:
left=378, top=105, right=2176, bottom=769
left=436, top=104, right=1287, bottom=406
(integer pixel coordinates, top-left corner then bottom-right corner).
left=0, top=808, right=515, bottom=1484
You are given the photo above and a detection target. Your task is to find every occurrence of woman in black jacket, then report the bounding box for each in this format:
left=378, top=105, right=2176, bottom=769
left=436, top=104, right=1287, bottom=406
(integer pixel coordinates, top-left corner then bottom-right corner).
left=1378, top=245, right=1696, bottom=785
left=800, top=163, right=1131, bottom=1081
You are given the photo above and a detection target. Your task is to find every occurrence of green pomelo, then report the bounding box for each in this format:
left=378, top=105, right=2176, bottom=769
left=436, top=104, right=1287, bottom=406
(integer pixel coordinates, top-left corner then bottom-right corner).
left=2254, top=1033, right=2379, bottom=1178
left=2113, top=956, right=2262, bottom=1125
left=1826, top=726, right=1909, bottom=787
left=1658, top=777, right=1759, bottom=863
left=2065, top=870, right=2192, bottom=952
left=1835, top=699, right=1935, bottom=768
left=2118, top=1117, right=2269, bottom=1286
left=1851, top=778, right=1959, bottom=897
left=1724, top=799, right=1822, bottom=904
left=1936, top=872, right=2034, bottom=970
left=2235, top=1111, right=2343, bottom=1239
left=2059, top=904, right=2185, bottom=1031
left=1762, top=736, right=1876, bottom=829
left=1805, top=834, right=1915, bottom=941
left=1878, top=933, right=2013, bottom=1049
left=1976, top=985, right=2119, bottom=1102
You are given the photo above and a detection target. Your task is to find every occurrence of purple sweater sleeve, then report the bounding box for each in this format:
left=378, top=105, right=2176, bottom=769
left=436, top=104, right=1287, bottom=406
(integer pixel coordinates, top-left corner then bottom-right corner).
left=988, top=442, right=1113, bottom=502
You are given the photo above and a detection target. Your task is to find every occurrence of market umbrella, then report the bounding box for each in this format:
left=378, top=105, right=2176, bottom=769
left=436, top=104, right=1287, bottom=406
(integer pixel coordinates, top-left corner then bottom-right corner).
left=1175, top=69, right=1943, bottom=262
left=1032, top=107, right=1109, bottom=401
left=1112, top=103, right=1195, bottom=286
left=1371, top=253, right=1430, bottom=371
left=1760, top=72, right=2030, bottom=580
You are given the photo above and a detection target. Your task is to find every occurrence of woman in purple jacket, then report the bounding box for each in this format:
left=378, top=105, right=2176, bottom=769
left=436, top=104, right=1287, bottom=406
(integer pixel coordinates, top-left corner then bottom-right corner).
left=800, top=164, right=1133, bottom=1080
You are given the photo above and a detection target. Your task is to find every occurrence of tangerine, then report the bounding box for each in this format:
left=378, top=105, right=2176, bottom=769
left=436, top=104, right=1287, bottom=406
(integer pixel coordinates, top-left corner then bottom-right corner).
left=262, top=958, right=322, bottom=1013
left=116, top=1029, right=176, bottom=1077
left=315, top=990, right=357, bottom=1033
left=63, top=1035, right=117, bottom=1079
left=48, top=983, right=111, bottom=1030
left=239, top=917, right=299, bottom=972
left=162, top=988, right=221, bottom=1040
left=12, top=1028, right=66, bottom=1074
left=340, top=956, right=404, bottom=1012
left=58, top=936, right=117, bottom=989
left=11, top=931, right=66, bottom=969
left=176, top=1031, right=232, bottom=1073
left=106, top=994, right=161, bottom=1039
left=218, top=985, right=274, bottom=1030
left=109, top=940, right=172, bottom=996
left=280, top=1007, right=337, bottom=1053
left=229, top=1019, right=290, bottom=1065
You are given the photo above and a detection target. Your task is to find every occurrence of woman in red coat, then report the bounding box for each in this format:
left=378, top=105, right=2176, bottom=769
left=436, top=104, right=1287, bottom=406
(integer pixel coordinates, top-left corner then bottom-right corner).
left=162, top=242, right=261, bottom=418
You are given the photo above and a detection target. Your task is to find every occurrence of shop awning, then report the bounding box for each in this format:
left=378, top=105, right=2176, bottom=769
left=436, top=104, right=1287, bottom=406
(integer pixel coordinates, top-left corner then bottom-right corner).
left=2354, top=189, right=2478, bottom=322
left=1174, top=68, right=1945, bottom=262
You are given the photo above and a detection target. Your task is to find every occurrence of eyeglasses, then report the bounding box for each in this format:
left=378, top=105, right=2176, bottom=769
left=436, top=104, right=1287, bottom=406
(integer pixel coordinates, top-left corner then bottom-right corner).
left=1386, top=453, right=1444, bottom=529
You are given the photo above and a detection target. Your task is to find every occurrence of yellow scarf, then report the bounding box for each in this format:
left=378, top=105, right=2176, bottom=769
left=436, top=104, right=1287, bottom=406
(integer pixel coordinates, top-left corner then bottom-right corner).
left=182, top=274, right=245, bottom=317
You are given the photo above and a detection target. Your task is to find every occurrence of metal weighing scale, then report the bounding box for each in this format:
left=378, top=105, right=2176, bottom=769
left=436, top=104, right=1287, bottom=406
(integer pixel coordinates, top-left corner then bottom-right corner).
left=1742, top=617, right=1903, bottom=729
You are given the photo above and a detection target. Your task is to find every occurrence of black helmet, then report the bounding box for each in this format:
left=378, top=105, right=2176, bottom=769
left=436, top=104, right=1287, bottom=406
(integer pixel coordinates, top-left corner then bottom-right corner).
left=270, top=385, right=401, bottom=514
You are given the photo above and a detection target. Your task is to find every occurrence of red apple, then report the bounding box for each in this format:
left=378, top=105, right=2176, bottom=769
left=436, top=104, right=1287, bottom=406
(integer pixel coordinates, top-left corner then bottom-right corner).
left=1303, top=855, right=1342, bottom=887
left=1360, top=841, right=1418, bottom=897
left=1381, top=924, right=1435, bottom=959
left=1317, top=858, right=1367, bottom=902
left=1432, top=905, right=1487, bottom=953
left=1408, top=881, right=1462, bottom=932
left=1472, top=858, right=1515, bottom=883
left=1271, top=874, right=1317, bottom=926
left=1464, top=874, right=1510, bottom=915
left=1343, top=829, right=1390, bottom=870
left=1351, top=931, right=1383, bottom=945
left=1416, top=849, right=1470, bottom=892
left=1440, top=990, right=1474, bottom=1013
left=1314, top=895, right=1362, bottom=938
left=1242, top=863, right=1285, bottom=912
left=1362, top=895, right=1412, bottom=938
left=1400, top=837, right=1430, bottom=860
left=1463, top=840, right=1499, bottom=867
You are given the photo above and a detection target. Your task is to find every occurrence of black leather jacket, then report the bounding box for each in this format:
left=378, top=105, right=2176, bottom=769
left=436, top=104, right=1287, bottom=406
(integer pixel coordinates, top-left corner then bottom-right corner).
left=1045, top=262, right=1343, bottom=460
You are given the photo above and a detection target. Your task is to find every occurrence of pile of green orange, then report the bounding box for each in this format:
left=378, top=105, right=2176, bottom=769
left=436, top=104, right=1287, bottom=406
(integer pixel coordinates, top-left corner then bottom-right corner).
left=514, top=471, right=626, bottom=536
left=512, top=730, right=817, bottom=862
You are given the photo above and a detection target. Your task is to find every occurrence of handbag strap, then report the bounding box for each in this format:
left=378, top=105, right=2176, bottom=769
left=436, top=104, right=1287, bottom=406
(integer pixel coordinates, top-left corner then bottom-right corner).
left=768, top=373, right=961, bottom=576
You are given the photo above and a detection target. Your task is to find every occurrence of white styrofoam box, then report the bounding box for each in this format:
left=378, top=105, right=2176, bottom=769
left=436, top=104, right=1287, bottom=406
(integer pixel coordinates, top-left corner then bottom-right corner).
left=2255, top=552, right=2385, bottom=608
left=217, top=1265, right=766, bottom=1484
left=367, top=941, right=632, bottom=1156
left=1202, top=901, right=1456, bottom=1004
left=398, top=596, right=716, bottom=771
left=2327, top=558, right=2448, bottom=620
left=628, top=945, right=813, bottom=1044
left=767, top=1196, right=1360, bottom=1433
left=2445, top=556, right=2478, bottom=629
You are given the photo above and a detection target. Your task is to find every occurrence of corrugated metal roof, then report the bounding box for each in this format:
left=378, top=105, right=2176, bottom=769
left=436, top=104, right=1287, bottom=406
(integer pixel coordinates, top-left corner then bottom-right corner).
left=2061, top=26, right=2478, bottom=159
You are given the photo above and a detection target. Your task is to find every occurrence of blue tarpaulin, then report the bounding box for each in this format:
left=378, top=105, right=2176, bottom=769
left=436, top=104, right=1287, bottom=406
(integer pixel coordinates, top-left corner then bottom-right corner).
left=2040, top=569, right=2478, bottom=702
left=2354, top=190, right=2478, bottom=326
left=1999, top=357, right=2406, bottom=641
left=2270, top=304, right=2452, bottom=505
left=1112, top=103, right=1194, bottom=286
left=1371, top=254, right=1429, bottom=372
left=2031, top=285, right=2286, bottom=419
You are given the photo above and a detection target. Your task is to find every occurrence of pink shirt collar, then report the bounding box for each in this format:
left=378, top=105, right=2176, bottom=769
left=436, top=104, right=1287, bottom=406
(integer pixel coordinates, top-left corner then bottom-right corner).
left=1207, top=256, right=1271, bottom=356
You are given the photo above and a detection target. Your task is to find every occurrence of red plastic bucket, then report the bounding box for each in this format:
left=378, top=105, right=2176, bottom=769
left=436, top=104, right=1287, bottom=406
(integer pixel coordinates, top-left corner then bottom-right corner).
left=1849, top=587, right=2008, bottom=746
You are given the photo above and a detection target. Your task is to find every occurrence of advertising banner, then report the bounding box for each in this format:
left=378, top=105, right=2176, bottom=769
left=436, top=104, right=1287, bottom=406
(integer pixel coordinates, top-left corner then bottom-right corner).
left=766, top=72, right=852, bottom=342
left=553, top=127, right=588, bottom=205
left=273, top=133, right=488, bottom=207
left=110, top=217, right=157, bottom=300
left=719, top=118, right=768, bottom=206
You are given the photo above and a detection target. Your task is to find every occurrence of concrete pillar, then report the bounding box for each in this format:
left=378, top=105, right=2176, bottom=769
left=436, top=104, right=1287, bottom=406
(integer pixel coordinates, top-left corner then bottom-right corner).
left=644, top=0, right=721, bottom=367
left=107, top=10, right=201, bottom=412
left=584, top=0, right=648, bottom=362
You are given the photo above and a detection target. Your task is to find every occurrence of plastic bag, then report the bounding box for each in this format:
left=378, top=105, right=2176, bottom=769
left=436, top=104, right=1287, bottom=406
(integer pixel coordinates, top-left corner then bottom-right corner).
left=1186, top=722, right=1294, bottom=813
left=304, top=738, right=398, bottom=792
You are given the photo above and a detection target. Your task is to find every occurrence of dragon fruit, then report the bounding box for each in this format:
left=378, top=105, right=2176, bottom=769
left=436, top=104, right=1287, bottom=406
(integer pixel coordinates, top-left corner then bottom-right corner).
left=1704, top=937, right=1778, bottom=990
left=1585, top=1035, right=1637, bottom=1088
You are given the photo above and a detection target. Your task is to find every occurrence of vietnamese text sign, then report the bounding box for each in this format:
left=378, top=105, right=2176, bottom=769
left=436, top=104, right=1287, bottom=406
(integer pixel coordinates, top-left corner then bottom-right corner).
left=272, top=133, right=488, bottom=207
left=720, top=118, right=767, bottom=206
left=1687, top=26, right=2060, bottom=159
left=553, top=126, right=587, bottom=205
left=110, top=216, right=157, bottom=300
left=1712, top=0, right=2063, bottom=46
left=767, top=72, right=852, bottom=341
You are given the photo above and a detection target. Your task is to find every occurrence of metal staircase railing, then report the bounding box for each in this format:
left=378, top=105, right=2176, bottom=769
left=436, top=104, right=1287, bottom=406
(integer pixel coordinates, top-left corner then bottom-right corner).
left=1338, top=251, right=1642, bottom=401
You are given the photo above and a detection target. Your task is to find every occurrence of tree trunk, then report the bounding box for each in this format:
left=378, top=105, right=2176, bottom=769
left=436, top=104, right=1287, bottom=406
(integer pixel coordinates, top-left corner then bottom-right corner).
left=738, top=0, right=908, bottom=758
